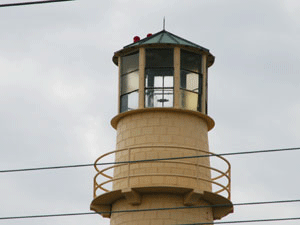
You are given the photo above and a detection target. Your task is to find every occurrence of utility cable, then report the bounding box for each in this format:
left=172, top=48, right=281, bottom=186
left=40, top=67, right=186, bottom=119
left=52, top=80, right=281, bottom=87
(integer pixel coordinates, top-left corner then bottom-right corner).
left=0, top=0, right=74, bottom=8
left=178, top=217, right=300, bottom=224
left=1, top=199, right=300, bottom=220
left=0, top=147, right=299, bottom=173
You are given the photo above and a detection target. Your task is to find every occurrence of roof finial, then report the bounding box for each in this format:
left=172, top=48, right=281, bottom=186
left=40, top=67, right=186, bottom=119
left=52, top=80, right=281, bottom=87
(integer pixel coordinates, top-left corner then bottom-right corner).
left=163, top=17, right=165, bottom=30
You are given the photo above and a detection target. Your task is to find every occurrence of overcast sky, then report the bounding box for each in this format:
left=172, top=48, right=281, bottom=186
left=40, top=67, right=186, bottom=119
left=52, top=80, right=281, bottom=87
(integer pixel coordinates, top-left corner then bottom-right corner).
left=0, top=0, right=300, bottom=224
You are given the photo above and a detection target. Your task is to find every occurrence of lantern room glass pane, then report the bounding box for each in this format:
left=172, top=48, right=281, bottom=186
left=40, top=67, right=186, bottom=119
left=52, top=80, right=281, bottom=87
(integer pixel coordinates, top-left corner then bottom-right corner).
left=120, top=91, right=138, bottom=113
left=181, top=50, right=202, bottom=73
left=180, top=90, right=200, bottom=111
left=121, top=71, right=139, bottom=95
left=146, top=48, right=173, bottom=68
left=180, top=70, right=202, bottom=93
left=121, top=51, right=139, bottom=75
left=145, top=88, right=173, bottom=108
left=145, top=68, right=174, bottom=88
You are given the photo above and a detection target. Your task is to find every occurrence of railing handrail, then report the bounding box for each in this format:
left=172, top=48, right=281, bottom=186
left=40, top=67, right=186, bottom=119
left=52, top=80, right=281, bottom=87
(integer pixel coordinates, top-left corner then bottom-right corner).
left=94, top=145, right=231, bottom=172
left=95, top=173, right=230, bottom=199
left=93, top=145, right=231, bottom=200
left=97, top=160, right=230, bottom=183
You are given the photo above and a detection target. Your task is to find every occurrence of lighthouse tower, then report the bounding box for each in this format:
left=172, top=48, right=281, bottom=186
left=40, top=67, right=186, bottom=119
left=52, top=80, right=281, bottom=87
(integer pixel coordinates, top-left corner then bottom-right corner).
left=91, top=30, right=233, bottom=225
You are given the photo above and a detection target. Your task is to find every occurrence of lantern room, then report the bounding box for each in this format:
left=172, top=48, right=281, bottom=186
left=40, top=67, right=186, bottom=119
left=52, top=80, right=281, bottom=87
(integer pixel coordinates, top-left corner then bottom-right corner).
left=112, top=30, right=215, bottom=115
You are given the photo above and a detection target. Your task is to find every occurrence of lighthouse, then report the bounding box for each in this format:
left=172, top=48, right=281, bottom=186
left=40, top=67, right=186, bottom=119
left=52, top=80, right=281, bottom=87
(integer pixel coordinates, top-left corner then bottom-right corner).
left=90, top=30, right=233, bottom=224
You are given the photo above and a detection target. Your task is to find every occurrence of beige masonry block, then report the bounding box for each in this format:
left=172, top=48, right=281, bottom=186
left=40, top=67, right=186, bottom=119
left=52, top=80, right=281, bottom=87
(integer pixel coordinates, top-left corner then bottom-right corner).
left=125, top=137, right=135, bottom=146
left=139, top=176, right=152, bottom=186
left=165, top=176, right=177, bottom=185
left=117, top=140, right=125, bottom=149
left=131, top=127, right=141, bottom=137
left=136, top=119, right=147, bottom=127
left=144, top=211, right=157, bottom=220
left=126, top=120, right=136, bottom=129
left=161, top=119, right=174, bottom=127
left=130, top=177, right=139, bottom=187
left=151, top=175, right=164, bottom=184
left=184, top=137, right=196, bottom=147
left=144, top=166, right=157, bottom=174
left=159, top=135, right=173, bottom=143
left=150, top=219, right=164, bottom=225
left=135, top=135, right=147, bottom=145
left=146, top=151, right=158, bottom=160
left=123, top=131, right=130, bottom=140
left=148, top=116, right=160, bottom=125
left=146, top=135, right=159, bottom=144
left=142, top=127, right=153, bottom=135
left=157, top=167, right=171, bottom=174
left=167, top=126, right=180, bottom=135
left=134, top=151, right=146, bottom=161
left=158, top=150, right=171, bottom=159
left=153, top=126, right=167, bottom=135
left=136, top=221, right=150, bottom=225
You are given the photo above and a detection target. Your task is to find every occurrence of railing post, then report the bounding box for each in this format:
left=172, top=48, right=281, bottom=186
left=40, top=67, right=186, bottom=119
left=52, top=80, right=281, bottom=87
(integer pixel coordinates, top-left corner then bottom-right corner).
left=93, top=179, right=96, bottom=198
left=196, top=149, right=200, bottom=186
left=228, top=168, right=231, bottom=200
left=127, top=148, right=131, bottom=187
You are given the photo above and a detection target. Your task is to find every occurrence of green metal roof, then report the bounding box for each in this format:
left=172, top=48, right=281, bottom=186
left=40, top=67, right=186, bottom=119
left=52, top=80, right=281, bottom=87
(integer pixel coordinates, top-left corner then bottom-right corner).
left=113, top=30, right=215, bottom=67
left=123, top=30, right=210, bottom=52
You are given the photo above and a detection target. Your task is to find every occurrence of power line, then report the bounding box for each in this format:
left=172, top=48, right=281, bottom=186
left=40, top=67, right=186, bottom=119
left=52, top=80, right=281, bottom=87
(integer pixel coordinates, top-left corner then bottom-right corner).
left=0, top=0, right=74, bottom=8
left=178, top=217, right=300, bottom=224
left=1, top=198, right=300, bottom=220
left=0, top=163, right=94, bottom=173
left=0, top=147, right=299, bottom=173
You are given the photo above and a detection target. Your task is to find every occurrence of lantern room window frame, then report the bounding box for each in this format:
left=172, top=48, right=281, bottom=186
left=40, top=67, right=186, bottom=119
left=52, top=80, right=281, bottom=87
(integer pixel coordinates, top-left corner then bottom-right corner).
left=144, top=48, right=174, bottom=108
left=118, top=46, right=208, bottom=115
left=179, top=49, right=204, bottom=112
left=120, top=51, right=140, bottom=113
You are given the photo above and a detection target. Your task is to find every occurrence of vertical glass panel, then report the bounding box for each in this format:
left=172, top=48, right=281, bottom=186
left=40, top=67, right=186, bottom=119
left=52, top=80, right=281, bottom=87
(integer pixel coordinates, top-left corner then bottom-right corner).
left=180, top=70, right=202, bottom=93
left=163, top=89, right=174, bottom=107
left=181, top=50, right=202, bottom=73
left=146, top=48, right=173, bottom=68
left=145, top=89, right=154, bottom=108
left=121, top=51, right=139, bottom=75
left=180, top=90, right=200, bottom=111
left=164, top=76, right=173, bottom=88
left=145, top=89, right=173, bottom=108
left=154, top=76, right=163, bottom=88
left=121, top=71, right=139, bottom=95
left=145, top=68, right=174, bottom=88
left=120, top=91, right=138, bottom=113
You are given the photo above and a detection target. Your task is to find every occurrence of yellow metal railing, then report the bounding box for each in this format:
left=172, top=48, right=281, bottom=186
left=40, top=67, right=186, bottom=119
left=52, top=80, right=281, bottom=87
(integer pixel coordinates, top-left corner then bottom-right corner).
left=93, top=145, right=231, bottom=200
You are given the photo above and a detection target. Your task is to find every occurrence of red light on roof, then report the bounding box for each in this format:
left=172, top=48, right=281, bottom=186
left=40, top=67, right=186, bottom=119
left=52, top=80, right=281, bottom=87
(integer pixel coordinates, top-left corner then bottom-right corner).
left=133, top=36, right=140, bottom=43
left=147, top=33, right=152, bottom=37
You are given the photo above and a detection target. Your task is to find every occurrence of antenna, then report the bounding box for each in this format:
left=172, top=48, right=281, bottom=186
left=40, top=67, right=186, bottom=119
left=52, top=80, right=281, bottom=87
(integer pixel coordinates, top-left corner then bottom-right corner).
left=163, top=17, right=165, bottom=30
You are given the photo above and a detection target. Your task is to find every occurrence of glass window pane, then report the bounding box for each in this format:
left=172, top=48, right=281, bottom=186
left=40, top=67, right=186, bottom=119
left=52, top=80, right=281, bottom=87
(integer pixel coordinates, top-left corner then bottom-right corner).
left=121, top=51, right=139, bottom=74
left=180, top=70, right=202, bottom=93
left=121, top=71, right=139, bottom=95
left=120, top=91, right=139, bottom=112
left=181, top=50, right=202, bottom=73
left=164, top=76, right=173, bottom=88
left=145, top=68, right=173, bottom=88
left=180, top=90, right=200, bottom=111
left=145, top=89, right=173, bottom=108
left=146, top=48, right=173, bottom=68
left=163, top=89, right=174, bottom=107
